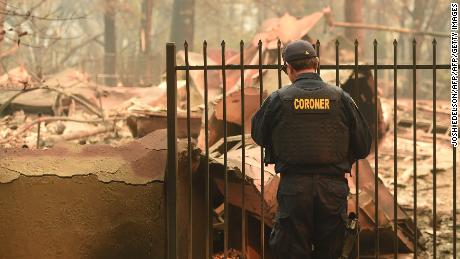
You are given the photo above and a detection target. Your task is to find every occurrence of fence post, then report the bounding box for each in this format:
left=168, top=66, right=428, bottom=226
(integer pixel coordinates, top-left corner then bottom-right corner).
left=166, top=42, right=178, bottom=259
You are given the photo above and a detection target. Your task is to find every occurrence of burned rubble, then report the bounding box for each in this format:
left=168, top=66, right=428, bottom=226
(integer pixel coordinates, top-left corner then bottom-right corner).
left=0, top=8, right=456, bottom=259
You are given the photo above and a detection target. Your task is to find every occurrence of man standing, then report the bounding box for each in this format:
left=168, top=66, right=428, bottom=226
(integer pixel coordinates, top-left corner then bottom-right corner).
left=251, top=40, right=372, bottom=259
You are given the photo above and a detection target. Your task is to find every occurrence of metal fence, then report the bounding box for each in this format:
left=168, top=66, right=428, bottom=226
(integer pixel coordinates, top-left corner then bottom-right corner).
left=165, top=38, right=455, bottom=259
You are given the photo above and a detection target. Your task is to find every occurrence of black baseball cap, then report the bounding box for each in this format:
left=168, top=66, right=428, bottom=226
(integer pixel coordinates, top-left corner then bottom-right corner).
left=283, top=40, right=317, bottom=63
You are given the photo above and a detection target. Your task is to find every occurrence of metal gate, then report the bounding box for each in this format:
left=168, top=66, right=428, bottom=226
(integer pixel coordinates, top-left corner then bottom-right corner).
left=165, top=39, right=455, bottom=258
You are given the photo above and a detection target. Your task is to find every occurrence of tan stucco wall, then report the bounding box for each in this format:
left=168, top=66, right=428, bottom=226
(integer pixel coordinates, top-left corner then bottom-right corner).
left=0, top=129, right=206, bottom=259
left=0, top=130, right=170, bottom=259
left=0, top=175, right=165, bottom=259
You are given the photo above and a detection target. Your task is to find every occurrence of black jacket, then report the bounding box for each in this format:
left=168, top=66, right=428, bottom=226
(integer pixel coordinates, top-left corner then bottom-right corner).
left=251, top=72, right=372, bottom=175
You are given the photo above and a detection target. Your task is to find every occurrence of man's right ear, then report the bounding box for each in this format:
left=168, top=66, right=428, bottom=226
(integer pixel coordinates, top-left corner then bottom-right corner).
left=286, top=64, right=292, bottom=75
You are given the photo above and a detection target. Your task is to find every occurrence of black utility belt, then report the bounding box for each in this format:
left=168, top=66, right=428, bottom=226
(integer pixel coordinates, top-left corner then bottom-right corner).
left=280, top=171, right=346, bottom=179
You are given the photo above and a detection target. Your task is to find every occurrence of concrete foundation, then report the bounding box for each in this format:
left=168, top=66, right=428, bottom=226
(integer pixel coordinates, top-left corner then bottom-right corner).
left=0, top=130, right=175, bottom=259
left=0, top=175, right=165, bottom=259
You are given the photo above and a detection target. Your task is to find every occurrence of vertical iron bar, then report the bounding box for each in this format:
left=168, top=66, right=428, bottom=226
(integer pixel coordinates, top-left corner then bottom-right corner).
left=354, top=39, right=360, bottom=257
left=203, top=40, right=211, bottom=259
left=393, top=39, right=398, bottom=258
left=240, top=40, right=246, bottom=258
left=166, top=42, right=178, bottom=259
left=316, top=39, right=321, bottom=75
left=260, top=39, right=266, bottom=259
left=335, top=40, right=339, bottom=86
left=221, top=40, right=229, bottom=259
left=432, top=38, right=437, bottom=258
left=373, top=39, right=379, bottom=258
left=36, top=113, right=41, bottom=149
left=277, top=39, right=282, bottom=90
left=184, top=41, right=193, bottom=259
left=412, top=38, right=418, bottom=258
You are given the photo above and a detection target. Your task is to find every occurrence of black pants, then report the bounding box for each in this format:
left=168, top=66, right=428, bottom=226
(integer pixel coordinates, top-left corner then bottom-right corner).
left=269, top=174, right=349, bottom=259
